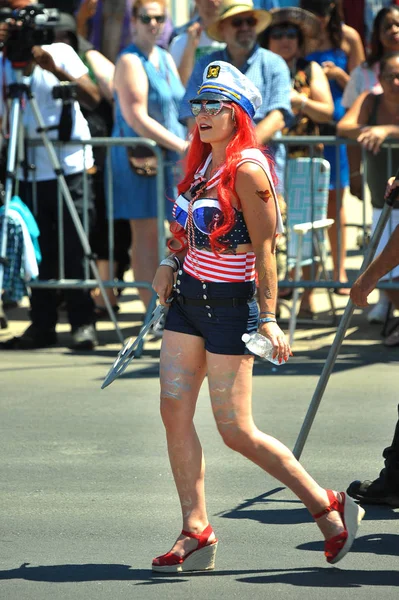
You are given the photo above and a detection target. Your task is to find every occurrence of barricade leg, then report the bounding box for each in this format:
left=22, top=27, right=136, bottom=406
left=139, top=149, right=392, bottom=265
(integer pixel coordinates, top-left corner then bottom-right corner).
left=313, top=231, right=336, bottom=324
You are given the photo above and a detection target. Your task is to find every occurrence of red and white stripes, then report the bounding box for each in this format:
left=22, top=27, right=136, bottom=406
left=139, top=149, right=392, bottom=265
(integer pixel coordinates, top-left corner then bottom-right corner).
left=184, top=248, right=256, bottom=282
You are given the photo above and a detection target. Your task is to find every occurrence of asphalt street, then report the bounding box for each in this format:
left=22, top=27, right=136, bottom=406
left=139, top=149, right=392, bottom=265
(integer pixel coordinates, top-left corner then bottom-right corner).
left=1, top=296, right=398, bottom=600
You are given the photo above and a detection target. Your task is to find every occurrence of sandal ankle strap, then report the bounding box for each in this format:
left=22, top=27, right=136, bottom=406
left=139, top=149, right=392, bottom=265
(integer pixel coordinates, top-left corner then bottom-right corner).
left=181, top=524, right=214, bottom=547
left=313, top=490, right=341, bottom=520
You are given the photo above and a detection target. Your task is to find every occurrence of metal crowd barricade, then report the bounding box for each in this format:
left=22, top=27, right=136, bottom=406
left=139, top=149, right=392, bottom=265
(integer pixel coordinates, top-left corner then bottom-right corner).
left=278, top=135, right=399, bottom=295
left=25, top=136, right=172, bottom=357
left=18, top=135, right=399, bottom=354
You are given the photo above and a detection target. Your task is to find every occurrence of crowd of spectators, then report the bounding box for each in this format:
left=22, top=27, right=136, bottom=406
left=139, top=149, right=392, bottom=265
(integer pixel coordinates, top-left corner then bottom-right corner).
left=1, top=0, right=399, bottom=349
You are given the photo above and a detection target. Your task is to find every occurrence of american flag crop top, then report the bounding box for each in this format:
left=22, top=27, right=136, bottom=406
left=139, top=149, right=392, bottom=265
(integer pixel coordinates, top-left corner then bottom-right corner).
left=173, top=149, right=283, bottom=283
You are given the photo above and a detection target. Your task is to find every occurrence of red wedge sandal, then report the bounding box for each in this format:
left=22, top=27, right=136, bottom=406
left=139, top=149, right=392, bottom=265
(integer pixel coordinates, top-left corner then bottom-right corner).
left=313, top=490, right=365, bottom=564
left=152, top=524, right=218, bottom=573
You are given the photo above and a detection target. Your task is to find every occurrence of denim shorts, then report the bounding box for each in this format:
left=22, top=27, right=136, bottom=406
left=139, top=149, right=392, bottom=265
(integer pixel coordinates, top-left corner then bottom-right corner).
left=164, top=270, right=259, bottom=355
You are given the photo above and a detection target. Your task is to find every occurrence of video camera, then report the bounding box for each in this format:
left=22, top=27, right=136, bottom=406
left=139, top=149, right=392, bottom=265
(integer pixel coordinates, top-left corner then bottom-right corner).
left=0, top=3, right=59, bottom=68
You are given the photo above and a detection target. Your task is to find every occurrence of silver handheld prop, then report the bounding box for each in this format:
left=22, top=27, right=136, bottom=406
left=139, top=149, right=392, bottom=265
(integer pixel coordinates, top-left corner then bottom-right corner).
left=101, top=303, right=168, bottom=389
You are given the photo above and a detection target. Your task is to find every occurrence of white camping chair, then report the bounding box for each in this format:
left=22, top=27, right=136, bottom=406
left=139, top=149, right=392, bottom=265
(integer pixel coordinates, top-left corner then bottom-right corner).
left=283, top=157, right=336, bottom=344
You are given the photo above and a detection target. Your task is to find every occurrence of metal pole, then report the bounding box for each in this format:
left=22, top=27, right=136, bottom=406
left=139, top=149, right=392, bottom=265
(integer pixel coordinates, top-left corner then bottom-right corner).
left=293, top=170, right=399, bottom=460
left=0, top=84, right=23, bottom=292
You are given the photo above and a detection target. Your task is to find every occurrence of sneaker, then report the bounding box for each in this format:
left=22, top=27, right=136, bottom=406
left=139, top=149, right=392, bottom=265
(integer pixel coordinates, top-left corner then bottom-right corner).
left=0, top=324, right=57, bottom=350
left=347, top=477, right=399, bottom=508
left=367, top=299, right=392, bottom=324
left=70, top=324, right=98, bottom=350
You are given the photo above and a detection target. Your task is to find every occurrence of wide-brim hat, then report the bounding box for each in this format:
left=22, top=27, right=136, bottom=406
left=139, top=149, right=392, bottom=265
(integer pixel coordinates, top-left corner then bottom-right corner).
left=267, top=7, right=319, bottom=39
left=207, top=0, right=272, bottom=43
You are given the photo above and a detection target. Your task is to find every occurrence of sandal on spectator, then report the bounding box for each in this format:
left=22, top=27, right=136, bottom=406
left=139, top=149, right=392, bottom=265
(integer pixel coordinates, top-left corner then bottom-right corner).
left=94, top=304, right=120, bottom=319
left=383, top=322, right=399, bottom=347
left=278, top=288, right=293, bottom=300
left=297, top=307, right=315, bottom=320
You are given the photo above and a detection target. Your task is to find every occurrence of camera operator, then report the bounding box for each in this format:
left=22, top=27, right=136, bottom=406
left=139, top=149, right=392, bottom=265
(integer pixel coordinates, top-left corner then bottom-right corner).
left=0, top=7, right=101, bottom=350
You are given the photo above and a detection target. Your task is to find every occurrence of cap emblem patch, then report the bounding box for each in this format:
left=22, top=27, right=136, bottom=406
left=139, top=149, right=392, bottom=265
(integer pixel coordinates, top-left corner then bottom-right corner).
left=206, top=65, right=221, bottom=79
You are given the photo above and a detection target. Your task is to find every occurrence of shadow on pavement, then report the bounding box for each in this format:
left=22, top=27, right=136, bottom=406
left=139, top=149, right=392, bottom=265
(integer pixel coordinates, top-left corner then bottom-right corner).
left=238, top=566, right=399, bottom=587
left=0, top=562, right=398, bottom=588
left=219, top=489, right=399, bottom=525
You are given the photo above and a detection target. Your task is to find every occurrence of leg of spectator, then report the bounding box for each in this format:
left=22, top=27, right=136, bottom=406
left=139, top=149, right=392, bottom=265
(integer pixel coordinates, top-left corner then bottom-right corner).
left=91, top=259, right=119, bottom=310
left=129, top=217, right=159, bottom=309
left=298, top=264, right=319, bottom=317
left=327, top=188, right=349, bottom=294
left=21, top=179, right=58, bottom=331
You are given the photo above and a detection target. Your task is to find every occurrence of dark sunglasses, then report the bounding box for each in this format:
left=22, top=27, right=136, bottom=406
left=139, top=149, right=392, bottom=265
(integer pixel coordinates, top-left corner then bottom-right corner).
left=138, top=14, right=165, bottom=24
left=269, top=27, right=299, bottom=40
left=190, top=100, right=232, bottom=117
left=231, top=16, right=258, bottom=28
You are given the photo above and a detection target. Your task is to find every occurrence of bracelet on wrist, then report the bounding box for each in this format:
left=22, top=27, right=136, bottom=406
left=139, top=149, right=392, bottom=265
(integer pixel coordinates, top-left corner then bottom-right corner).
left=259, top=317, right=277, bottom=325
left=350, top=170, right=361, bottom=178
left=172, top=255, right=181, bottom=271
left=159, top=257, right=178, bottom=272
left=259, top=311, right=275, bottom=316
left=300, top=95, right=308, bottom=112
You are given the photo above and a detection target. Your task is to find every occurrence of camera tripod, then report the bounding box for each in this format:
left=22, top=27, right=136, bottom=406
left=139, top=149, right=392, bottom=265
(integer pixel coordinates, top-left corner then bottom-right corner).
left=0, top=68, right=124, bottom=344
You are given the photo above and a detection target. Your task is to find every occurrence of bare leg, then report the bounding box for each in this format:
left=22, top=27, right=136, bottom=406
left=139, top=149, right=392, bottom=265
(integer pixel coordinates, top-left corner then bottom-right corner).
left=327, top=188, right=349, bottom=293
left=299, top=264, right=319, bottom=314
left=91, top=259, right=119, bottom=308
left=158, top=330, right=215, bottom=557
left=130, top=218, right=160, bottom=309
left=207, top=352, right=345, bottom=541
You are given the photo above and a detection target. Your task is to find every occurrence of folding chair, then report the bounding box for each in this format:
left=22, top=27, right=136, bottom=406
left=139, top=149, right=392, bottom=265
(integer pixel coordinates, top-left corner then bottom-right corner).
left=283, top=157, right=336, bottom=344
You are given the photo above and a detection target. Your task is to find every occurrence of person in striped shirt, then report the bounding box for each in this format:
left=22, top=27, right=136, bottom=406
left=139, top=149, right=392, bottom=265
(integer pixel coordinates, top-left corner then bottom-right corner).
left=150, top=60, right=364, bottom=574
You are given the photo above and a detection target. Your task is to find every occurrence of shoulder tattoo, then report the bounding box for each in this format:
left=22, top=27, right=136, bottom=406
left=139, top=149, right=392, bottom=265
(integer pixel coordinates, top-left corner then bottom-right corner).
left=256, top=189, right=272, bottom=203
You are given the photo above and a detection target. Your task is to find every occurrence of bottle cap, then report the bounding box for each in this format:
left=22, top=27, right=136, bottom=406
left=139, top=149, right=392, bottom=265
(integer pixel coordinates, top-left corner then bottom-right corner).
left=241, top=333, right=250, bottom=343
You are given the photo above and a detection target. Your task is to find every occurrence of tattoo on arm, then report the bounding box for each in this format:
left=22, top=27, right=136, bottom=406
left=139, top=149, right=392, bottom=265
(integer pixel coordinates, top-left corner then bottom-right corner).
left=262, top=286, right=272, bottom=299
left=257, top=257, right=276, bottom=301
left=256, top=189, right=272, bottom=203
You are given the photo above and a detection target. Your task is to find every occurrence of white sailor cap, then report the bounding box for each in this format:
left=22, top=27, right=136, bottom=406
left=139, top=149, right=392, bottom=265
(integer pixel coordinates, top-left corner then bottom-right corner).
left=191, top=61, right=262, bottom=119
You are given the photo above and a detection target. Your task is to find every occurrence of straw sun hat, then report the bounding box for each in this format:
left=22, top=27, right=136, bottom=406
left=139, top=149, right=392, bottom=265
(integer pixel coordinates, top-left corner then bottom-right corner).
left=207, top=0, right=272, bottom=43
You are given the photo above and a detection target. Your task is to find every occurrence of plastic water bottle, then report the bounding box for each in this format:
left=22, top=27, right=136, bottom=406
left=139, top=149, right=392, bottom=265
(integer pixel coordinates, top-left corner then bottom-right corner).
left=242, top=332, right=286, bottom=365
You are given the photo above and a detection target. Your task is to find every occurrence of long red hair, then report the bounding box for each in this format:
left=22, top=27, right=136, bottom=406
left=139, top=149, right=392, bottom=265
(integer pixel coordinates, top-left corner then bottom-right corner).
left=169, top=105, right=277, bottom=254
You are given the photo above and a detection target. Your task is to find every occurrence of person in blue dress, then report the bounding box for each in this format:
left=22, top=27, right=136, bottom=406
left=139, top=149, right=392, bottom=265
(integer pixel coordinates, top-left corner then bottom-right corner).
left=111, top=0, right=188, bottom=310
left=301, top=0, right=364, bottom=293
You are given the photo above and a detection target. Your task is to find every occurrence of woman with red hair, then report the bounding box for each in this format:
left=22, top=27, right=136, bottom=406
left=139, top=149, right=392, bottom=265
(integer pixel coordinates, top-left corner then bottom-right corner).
left=151, top=60, right=364, bottom=573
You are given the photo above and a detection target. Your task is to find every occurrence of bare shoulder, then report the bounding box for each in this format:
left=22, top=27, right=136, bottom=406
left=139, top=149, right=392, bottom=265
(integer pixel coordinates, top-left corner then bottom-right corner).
left=342, top=23, right=362, bottom=45
left=310, top=60, right=324, bottom=77
left=115, top=53, right=145, bottom=80
left=236, top=161, right=270, bottom=188
left=117, top=52, right=143, bottom=70
left=115, top=53, right=145, bottom=88
left=235, top=161, right=275, bottom=211
left=359, top=90, right=374, bottom=109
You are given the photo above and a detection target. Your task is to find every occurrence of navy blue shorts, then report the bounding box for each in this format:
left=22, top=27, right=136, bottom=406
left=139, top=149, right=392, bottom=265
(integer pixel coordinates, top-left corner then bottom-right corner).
left=164, top=270, right=259, bottom=355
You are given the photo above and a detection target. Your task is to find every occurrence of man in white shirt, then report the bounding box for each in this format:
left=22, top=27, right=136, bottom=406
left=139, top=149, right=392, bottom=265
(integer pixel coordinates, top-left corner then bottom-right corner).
left=169, top=0, right=225, bottom=86
left=0, top=26, right=101, bottom=350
